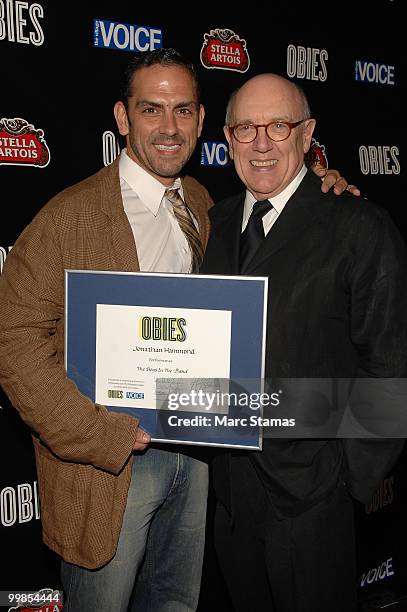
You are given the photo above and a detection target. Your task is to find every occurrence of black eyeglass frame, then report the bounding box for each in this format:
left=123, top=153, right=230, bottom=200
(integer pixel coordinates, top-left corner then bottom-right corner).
left=228, top=119, right=308, bottom=143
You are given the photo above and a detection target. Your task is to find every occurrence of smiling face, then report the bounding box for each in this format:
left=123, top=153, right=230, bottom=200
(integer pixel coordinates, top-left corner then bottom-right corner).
left=114, top=64, right=204, bottom=186
left=224, top=74, right=316, bottom=199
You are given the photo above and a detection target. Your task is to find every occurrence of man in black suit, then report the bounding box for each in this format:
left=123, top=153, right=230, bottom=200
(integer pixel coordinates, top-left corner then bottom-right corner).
left=200, top=74, right=407, bottom=612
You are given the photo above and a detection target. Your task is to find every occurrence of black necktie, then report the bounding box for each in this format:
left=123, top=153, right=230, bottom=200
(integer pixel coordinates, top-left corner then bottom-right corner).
left=239, top=200, right=274, bottom=272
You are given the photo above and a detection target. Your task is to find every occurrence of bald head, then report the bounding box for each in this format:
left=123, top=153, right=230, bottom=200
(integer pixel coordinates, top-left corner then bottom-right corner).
left=225, top=74, right=311, bottom=126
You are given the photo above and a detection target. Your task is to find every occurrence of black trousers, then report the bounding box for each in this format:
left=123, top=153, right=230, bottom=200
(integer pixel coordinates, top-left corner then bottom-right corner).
left=214, top=456, right=358, bottom=612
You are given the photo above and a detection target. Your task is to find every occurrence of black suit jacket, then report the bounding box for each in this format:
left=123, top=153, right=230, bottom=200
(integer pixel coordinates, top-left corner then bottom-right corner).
left=201, top=170, right=407, bottom=518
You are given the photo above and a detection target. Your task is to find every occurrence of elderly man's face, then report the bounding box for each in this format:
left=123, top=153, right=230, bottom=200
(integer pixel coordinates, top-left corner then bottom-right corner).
left=224, top=75, right=315, bottom=200
left=114, top=65, right=204, bottom=186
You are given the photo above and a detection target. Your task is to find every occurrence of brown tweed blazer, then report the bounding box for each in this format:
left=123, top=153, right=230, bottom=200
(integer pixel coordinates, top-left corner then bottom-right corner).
left=0, top=158, right=213, bottom=569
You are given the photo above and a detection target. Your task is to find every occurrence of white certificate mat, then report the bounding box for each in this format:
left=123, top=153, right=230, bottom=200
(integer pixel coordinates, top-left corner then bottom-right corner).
left=95, top=304, right=231, bottom=410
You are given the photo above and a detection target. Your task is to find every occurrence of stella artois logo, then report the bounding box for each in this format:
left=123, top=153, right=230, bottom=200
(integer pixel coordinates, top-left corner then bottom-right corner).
left=200, top=28, right=250, bottom=73
left=0, top=117, right=50, bottom=167
left=305, top=138, right=328, bottom=168
left=8, top=605, right=62, bottom=612
left=7, top=588, right=63, bottom=612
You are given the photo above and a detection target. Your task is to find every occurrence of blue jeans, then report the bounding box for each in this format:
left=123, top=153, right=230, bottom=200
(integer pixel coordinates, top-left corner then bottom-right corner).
left=61, top=447, right=208, bottom=612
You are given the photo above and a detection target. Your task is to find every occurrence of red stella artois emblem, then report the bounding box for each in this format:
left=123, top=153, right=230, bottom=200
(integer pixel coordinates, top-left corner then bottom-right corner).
left=8, top=606, right=62, bottom=612
left=305, top=138, right=328, bottom=168
left=7, top=588, right=63, bottom=612
left=200, top=28, right=250, bottom=73
left=0, top=117, right=50, bottom=167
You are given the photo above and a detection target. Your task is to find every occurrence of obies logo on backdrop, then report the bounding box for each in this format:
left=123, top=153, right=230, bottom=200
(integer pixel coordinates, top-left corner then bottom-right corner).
left=200, top=28, right=250, bottom=73
left=1, top=480, right=40, bottom=527
left=365, top=475, right=394, bottom=514
left=201, top=141, right=230, bottom=167
left=287, top=44, right=328, bottom=81
left=93, top=18, right=162, bottom=52
left=359, top=145, right=400, bottom=175
left=0, top=0, right=44, bottom=45
left=1, top=245, right=13, bottom=274
left=355, top=60, right=395, bottom=85
left=0, top=118, right=50, bottom=167
left=305, top=138, right=328, bottom=168
left=102, top=130, right=121, bottom=166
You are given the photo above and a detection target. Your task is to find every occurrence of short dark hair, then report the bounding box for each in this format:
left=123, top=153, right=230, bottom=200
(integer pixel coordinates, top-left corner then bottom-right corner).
left=121, top=48, right=201, bottom=110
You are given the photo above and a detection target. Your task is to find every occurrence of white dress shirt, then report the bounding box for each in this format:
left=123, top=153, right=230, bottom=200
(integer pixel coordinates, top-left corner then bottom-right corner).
left=241, top=165, right=308, bottom=235
left=119, top=149, right=192, bottom=273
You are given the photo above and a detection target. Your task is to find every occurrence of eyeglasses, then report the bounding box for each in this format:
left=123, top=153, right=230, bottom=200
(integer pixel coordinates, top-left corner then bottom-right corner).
left=228, top=119, right=307, bottom=143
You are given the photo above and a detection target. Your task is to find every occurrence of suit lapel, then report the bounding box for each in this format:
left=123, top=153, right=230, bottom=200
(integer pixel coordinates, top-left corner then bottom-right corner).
left=212, top=193, right=245, bottom=274
left=99, top=159, right=140, bottom=272
left=245, top=170, right=325, bottom=273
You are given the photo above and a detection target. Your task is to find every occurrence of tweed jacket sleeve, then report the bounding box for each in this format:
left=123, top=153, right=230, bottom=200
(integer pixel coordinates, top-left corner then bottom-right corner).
left=0, top=180, right=139, bottom=474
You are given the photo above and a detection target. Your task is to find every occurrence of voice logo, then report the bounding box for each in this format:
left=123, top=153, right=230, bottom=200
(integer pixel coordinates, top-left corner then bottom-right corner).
left=126, top=392, right=144, bottom=400
left=201, top=142, right=230, bottom=167
left=287, top=45, right=328, bottom=81
left=360, top=557, right=395, bottom=587
left=355, top=60, right=395, bottom=85
left=93, top=18, right=162, bottom=52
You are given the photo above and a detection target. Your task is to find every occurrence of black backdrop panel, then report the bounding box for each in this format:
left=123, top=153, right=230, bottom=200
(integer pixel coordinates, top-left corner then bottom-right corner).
left=1, top=3, right=405, bottom=610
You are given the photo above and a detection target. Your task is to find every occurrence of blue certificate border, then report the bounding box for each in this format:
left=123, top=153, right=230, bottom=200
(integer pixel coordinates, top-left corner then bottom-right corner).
left=65, top=270, right=267, bottom=449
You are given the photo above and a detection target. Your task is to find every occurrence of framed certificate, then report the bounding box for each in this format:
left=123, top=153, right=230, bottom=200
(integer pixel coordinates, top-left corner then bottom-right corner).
left=65, top=271, right=267, bottom=449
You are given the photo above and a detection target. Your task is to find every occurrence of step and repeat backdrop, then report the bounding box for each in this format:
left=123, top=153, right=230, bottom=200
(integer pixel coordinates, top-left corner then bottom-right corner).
left=1, top=2, right=405, bottom=611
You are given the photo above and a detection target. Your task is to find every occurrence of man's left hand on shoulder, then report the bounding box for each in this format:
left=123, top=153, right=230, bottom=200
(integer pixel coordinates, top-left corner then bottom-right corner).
left=312, top=163, right=361, bottom=197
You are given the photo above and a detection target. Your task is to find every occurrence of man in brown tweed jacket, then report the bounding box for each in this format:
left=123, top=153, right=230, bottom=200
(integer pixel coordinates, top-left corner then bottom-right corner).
left=0, top=49, right=355, bottom=612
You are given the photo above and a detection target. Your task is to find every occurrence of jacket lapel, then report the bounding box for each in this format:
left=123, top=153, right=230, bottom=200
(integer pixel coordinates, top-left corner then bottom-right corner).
left=211, top=193, right=245, bottom=274
left=99, top=158, right=140, bottom=272
left=245, top=170, right=325, bottom=273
